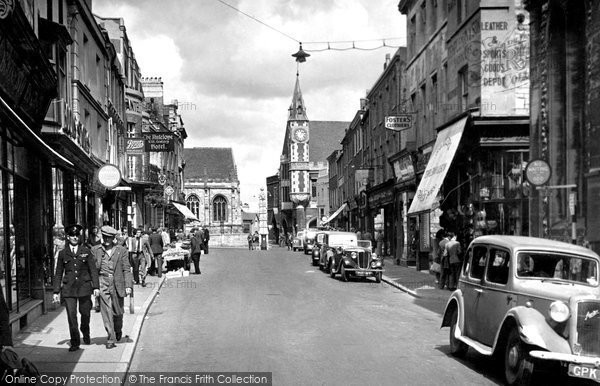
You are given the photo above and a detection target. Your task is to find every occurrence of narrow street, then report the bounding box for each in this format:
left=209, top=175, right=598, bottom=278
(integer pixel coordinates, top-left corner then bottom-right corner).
left=128, top=248, right=501, bottom=385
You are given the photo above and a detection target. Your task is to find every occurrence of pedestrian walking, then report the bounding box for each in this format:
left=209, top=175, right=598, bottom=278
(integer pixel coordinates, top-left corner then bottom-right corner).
left=287, top=233, right=293, bottom=250
left=247, top=233, right=254, bottom=250
left=90, top=226, right=133, bottom=349
left=160, top=227, right=171, bottom=247
left=253, top=231, right=260, bottom=250
left=438, top=232, right=450, bottom=289
left=53, top=224, right=99, bottom=352
left=190, top=228, right=204, bottom=274
left=85, top=226, right=101, bottom=249
left=148, top=227, right=164, bottom=278
left=445, top=232, right=462, bottom=290
left=128, top=228, right=151, bottom=287
left=202, top=226, right=210, bottom=255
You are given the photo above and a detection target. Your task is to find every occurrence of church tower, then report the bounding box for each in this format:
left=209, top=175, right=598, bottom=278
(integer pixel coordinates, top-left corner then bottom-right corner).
left=287, top=75, right=310, bottom=229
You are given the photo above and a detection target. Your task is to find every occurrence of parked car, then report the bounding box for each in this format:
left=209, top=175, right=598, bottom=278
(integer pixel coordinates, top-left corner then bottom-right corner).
left=292, top=230, right=305, bottom=251
left=303, top=228, right=320, bottom=255
left=318, top=231, right=383, bottom=282
left=441, top=235, right=600, bottom=385
left=311, top=231, right=329, bottom=266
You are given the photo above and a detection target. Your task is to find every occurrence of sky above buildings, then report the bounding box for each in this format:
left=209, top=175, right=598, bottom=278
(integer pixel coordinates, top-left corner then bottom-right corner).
left=94, top=0, right=407, bottom=208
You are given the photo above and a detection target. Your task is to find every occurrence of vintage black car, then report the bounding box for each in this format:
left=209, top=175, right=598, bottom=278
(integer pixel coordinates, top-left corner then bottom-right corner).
left=317, top=231, right=383, bottom=282
left=310, top=231, right=329, bottom=266
left=441, top=235, right=600, bottom=385
left=303, top=228, right=320, bottom=255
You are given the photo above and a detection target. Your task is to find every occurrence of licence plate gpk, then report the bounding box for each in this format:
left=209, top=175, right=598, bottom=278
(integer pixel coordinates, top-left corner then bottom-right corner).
left=568, top=363, right=600, bottom=382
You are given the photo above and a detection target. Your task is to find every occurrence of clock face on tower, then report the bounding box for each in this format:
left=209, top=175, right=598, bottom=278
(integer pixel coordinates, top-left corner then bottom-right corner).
left=293, top=127, right=308, bottom=142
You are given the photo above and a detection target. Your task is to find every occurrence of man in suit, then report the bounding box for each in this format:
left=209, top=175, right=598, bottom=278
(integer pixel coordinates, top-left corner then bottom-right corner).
left=148, top=228, right=164, bottom=278
left=128, top=228, right=151, bottom=286
left=53, top=224, right=100, bottom=352
left=189, top=228, right=204, bottom=274
left=202, top=227, right=210, bottom=255
left=445, top=232, right=463, bottom=291
left=90, top=226, right=133, bottom=349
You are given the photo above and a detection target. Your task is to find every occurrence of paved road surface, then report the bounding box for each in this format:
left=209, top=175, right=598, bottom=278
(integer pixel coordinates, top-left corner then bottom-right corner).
left=128, top=248, right=503, bottom=385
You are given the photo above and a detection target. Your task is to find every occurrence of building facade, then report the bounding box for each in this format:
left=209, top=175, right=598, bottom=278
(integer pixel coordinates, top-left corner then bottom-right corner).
left=183, top=147, right=243, bottom=246
left=269, top=75, right=348, bottom=238
left=524, top=0, right=600, bottom=251
left=399, top=0, right=530, bottom=269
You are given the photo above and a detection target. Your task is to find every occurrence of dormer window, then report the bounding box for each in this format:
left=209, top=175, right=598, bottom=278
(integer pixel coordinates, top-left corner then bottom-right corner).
left=297, top=105, right=303, bottom=114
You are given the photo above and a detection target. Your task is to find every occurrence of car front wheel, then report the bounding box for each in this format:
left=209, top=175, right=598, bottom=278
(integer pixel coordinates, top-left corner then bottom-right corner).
left=449, top=308, right=468, bottom=357
left=329, top=260, right=336, bottom=278
left=374, top=271, right=382, bottom=283
left=340, top=264, right=349, bottom=282
left=504, top=328, right=534, bottom=386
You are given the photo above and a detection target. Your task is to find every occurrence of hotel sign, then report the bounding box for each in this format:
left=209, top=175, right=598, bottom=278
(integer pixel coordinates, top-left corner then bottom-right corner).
left=143, top=133, right=175, bottom=152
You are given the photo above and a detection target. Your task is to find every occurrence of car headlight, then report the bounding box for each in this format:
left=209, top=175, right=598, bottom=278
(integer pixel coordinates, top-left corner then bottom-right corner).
left=351, top=252, right=357, bottom=259
left=372, top=253, right=377, bottom=260
left=549, top=301, right=570, bottom=323
left=337, top=247, right=343, bottom=254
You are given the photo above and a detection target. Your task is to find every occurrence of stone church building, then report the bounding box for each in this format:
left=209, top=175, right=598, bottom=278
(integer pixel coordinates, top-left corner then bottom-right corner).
left=183, top=147, right=244, bottom=246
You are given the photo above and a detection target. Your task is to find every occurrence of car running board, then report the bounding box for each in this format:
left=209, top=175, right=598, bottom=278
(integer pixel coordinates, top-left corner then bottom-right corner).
left=455, top=325, right=493, bottom=356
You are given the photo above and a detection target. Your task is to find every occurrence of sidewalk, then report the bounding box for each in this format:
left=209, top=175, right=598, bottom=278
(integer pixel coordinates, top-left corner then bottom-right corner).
left=12, top=274, right=165, bottom=384
left=380, top=258, right=452, bottom=315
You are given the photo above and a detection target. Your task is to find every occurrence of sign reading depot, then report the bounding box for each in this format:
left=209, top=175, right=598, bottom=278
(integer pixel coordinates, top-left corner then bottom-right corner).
left=97, top=164, right=121, bottom=189
left=143, top=132, right=175, bottom=152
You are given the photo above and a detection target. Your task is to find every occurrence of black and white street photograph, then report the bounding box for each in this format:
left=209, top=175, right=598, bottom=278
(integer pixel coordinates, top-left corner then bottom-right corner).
left=0, top=0, right=599, bottom=385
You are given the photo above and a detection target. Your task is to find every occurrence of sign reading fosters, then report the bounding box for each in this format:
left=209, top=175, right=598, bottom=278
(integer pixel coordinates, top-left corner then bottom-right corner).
left=385, top=115, right=412, bottom=131
left=126, top=138, right=145, bottom=154
left=143, top=133, right=175, bottom=152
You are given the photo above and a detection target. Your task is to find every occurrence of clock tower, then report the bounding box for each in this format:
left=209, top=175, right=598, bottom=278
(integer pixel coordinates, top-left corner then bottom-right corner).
left=287, top=74, right=310, bottom=229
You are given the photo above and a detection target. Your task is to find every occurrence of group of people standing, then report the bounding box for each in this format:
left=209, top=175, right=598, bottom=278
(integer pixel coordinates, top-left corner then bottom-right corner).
left=188, top=227, right=209, bottom=274
left=51, top=223, right=209, bottom=353
left=434, top=230, right=463, bottom=290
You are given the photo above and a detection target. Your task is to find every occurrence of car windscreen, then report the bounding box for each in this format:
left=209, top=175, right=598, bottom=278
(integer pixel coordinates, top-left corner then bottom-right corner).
left=328, top=235, right=357, bottom=247
left=516, top=252, right=599, bottom=286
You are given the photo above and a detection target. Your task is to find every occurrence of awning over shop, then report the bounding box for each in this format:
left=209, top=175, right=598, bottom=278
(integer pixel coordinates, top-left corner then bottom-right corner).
left=323, top=202, right=348, bottom=224
left=171, top=202, right=199, bottom=221
left=408, top=116, right=468, bottom=215
left=0, top=95, right=74, bottom=170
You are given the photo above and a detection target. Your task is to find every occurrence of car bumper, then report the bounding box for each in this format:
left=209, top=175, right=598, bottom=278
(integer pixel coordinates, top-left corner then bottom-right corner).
left=343, top=268, right=384, bottom=275
left=530, top=350, right=600, bottom=366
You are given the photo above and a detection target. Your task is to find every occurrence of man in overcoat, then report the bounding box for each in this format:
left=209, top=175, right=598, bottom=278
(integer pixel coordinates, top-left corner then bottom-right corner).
left=190, top=228, right=204, bottom=274
left=148, top=228, right=164, bottom=278
left=53, top=224, right=100, bottom=351
left=90, top=226, right=133, bottom=349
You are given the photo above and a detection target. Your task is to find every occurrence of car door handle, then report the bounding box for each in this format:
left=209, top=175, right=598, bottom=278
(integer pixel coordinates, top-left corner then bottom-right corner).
left=474, top=288, right=484, bottom=294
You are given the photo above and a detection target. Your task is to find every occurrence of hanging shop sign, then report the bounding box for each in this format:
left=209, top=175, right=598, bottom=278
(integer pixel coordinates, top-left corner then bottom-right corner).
left=126, top=138, right=145, bottom=154
left=97, top=164, right=121, bottom=189
left=164, top=185, right=174, bottom=197
left=385, top=115, right=412, bottom=131
left=158, top=173, right=167, bottom=186
left=143, top=132, right=175, bottom=152
left=525, top=159, right=551, bottom=186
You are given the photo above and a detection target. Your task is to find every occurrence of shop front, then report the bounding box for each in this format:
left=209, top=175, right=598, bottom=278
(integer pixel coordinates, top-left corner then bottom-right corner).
left=0, top=0, right=76, bottom=328
left=409, top=114, right=529, bottom=269
left=367, top=180, right=395, bottom=259
left=389, top=151, right=417, bottom=266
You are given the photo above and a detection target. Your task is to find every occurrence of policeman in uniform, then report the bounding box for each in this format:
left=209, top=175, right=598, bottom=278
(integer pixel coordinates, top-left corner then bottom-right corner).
left=53, top=224, right=100, bottom=352
left=90, top=225, right=133, bottom=349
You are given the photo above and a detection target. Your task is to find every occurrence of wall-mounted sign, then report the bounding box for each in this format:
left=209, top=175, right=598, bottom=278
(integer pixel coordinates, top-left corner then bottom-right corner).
left=164, top=185, right=174, bottom=196
left=126, top=138, right=145, bottom=154
left=158, top=174, right=167, bottom=186
left=393, top=155, right=415, bottom=182
left=525, top=159, right=551, bottom=186
left=385, top=115, right=412, bottom=131
left=143, top=133, right=175, bottom=152
left=97, top=164, right=121, bottom=189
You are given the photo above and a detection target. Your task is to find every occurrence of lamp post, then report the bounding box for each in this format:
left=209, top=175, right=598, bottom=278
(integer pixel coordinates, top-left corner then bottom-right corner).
left=258, top=188, right=268, bottom=250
